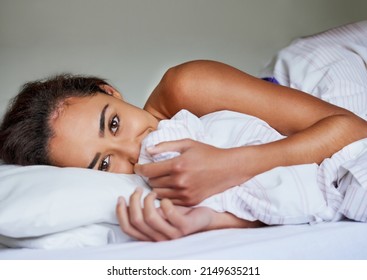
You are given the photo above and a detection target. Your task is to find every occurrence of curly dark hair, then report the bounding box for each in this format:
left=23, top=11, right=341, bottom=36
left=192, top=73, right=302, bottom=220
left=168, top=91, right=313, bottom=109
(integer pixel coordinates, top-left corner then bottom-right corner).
left=0, top=74, right=109, bottom=166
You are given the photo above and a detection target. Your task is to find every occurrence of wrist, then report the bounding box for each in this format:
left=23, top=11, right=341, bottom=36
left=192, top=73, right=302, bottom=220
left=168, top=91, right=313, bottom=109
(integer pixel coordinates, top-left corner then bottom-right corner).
left=206, top=210, right=232, bottom=230
left=225, top=145, right=269, bottom=184
left=207, top=209, right=262, bottom=230
left=229, top=141, right=292, bottom=183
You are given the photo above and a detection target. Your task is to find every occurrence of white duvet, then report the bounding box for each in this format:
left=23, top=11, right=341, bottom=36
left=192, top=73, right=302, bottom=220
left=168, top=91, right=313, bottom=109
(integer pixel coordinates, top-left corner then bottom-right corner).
left=140, top=109, right=367, bottom=225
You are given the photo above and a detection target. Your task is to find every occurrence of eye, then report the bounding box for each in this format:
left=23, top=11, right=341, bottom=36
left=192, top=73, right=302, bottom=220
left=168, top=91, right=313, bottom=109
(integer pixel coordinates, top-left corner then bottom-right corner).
left=110, top=115, right=119, bottom=135
left=99, top=155, right=110, bottom=172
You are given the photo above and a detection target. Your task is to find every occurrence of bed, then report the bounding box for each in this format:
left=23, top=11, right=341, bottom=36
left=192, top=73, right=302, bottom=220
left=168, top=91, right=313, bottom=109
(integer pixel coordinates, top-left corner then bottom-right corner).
left=1, top=21, right=367, bottom=261
left=1, top=222, right=366, bottom=260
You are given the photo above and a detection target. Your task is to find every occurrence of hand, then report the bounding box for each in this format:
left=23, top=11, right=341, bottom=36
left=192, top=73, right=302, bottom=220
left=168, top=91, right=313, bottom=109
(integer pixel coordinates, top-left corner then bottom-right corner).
left=116, top=188, right=261, bottom=242
left=116, top=187, right=212, bottom=241
left=134, top=139, right=248, bottom=206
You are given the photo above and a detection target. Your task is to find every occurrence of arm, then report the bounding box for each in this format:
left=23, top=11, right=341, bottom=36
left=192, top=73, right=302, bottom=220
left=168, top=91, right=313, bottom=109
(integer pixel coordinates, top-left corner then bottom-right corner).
left=140, top=60, right=367, bottom=205
left=145, top=60, right=366, bottom=149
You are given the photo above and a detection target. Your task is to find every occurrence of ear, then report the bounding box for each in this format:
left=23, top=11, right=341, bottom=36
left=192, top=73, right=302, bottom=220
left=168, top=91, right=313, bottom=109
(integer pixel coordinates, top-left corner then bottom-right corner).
left=99, top=84, right=123, bottom=100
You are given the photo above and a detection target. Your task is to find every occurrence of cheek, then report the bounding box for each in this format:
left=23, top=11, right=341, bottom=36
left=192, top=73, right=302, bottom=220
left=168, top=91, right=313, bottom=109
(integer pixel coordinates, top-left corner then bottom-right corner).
left=115, top=162, right=135, bottom=174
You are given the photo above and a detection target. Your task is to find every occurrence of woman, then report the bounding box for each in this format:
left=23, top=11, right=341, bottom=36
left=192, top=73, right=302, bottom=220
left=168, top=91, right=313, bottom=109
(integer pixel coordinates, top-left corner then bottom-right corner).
left=1, top=23, right=367, bottom=241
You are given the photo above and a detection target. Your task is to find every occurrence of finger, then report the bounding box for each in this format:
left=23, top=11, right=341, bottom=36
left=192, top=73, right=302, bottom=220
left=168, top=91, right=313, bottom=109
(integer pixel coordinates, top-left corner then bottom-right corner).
left=148, top=175, right=176, bottom=189
left=151, top=186, right=199, bottom=206
left=151, top=188, right=191, bottom=206
left=146, top=139, right=193, bottom=155
left=115, top=196, right=151, bottom=241
left=151, top=187, right=179, bottom=199
left=129, top=189, right=168, bottom=241
left=143, top=193, right=183, bottom=240
left=134, top=160, right=173, bottom=178
left=134, top=139, right=195, bottom=178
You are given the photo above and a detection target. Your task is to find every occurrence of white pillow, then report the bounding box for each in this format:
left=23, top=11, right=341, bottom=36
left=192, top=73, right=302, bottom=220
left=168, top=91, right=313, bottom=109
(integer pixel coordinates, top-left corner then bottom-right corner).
left=0, top=164, right=152, bottom=238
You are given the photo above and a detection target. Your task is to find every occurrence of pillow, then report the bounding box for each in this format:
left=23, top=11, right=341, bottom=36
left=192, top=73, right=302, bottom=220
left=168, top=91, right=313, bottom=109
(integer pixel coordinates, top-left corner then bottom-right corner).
left=0, top=164, right=153, bottom=238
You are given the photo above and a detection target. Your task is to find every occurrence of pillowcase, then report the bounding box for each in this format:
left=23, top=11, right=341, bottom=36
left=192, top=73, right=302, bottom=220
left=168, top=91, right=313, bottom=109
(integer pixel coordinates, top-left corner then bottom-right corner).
left=0, top=164, right=153, bottom=238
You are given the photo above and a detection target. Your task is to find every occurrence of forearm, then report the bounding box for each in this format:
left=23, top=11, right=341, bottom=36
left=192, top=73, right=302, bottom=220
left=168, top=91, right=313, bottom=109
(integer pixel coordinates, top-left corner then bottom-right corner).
left=231, top=113, right=367, bottom=183
left=279, top=114, right=367, bottom=164
left=207, top=210, right=264, bottom=230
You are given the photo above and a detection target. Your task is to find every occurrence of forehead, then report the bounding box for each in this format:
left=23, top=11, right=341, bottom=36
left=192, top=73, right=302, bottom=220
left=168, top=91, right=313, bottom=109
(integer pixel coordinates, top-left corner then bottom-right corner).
left=51, top=93, right=116, bottom=125
left=55, top=95, right=98, bottom=116
left=48, top=94, right=107, bottom=167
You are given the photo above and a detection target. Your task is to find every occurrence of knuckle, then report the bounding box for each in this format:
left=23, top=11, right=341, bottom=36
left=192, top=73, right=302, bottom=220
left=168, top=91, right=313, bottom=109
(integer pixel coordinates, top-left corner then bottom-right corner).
left=179, top=224, right=191, bottom=236
left=184, top=199, right=196, bottom=207
left=130, top=216, right=144, bottom=227
left=180, top=192, right=199, bottom=206
left=171, top=160, right=185, bottom=173
left=153, top=236, right=166, bottom=242
left=179, top=189, right=189, bottom=199
left=182, top=138, right=193, bottom=145
left=170, top=231, right=183, bottom=240
left=144, top=213, right=155, bottom=225
left=174, top=177, right=187, bottom=188
left=185, top=199, right=196, bottom=207
left=171, top=155, right=190, bottom=171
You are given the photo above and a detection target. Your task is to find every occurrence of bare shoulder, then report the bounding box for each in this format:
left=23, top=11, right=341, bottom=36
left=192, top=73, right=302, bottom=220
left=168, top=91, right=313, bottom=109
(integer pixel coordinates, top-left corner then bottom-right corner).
left=143, top=62, right=198, bottom=119
left=144, top=60, right=240, bottom=118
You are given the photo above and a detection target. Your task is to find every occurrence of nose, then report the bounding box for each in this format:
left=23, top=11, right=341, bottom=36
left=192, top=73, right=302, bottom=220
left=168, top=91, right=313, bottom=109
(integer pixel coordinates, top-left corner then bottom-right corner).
left=110, top=137, right=141, bottom=165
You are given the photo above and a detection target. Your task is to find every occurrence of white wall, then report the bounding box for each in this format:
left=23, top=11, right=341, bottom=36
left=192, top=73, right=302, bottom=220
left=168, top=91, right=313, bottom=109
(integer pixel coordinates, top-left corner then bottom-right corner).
left=0, top=0, right=366, bottom=117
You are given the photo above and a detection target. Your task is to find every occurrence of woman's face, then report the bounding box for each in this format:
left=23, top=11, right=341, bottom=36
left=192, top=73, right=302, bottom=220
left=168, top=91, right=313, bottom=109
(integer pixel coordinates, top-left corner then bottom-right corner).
left=48, top=88, right=159, bottom=174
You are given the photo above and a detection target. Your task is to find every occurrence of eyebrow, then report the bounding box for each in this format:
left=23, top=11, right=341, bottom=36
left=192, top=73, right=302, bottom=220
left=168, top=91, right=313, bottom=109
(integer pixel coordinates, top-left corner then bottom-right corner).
left=87, top=152, right=101, bottom=169
left=87, top=104, right=109, bottom=169
left=99, top=104, right=109, bottom=137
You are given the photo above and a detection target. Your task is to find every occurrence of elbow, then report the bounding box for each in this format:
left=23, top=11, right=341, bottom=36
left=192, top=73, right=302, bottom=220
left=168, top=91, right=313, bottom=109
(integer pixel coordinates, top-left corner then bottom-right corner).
left=321, top=112, right=367, bottom=147
left=342, top=113, right=367, bottom=140
left=330, top=105, right=367, bottom=138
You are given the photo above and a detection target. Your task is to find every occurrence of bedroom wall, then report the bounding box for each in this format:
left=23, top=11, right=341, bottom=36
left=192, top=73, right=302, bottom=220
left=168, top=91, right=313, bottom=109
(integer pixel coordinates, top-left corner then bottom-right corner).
left=0, top=0, right=366, bottom=118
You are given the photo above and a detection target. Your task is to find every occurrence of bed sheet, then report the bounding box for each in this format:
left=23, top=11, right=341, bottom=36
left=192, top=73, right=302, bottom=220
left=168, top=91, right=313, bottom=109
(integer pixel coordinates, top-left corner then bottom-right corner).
left=0, top=221, right=366, bottom=260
